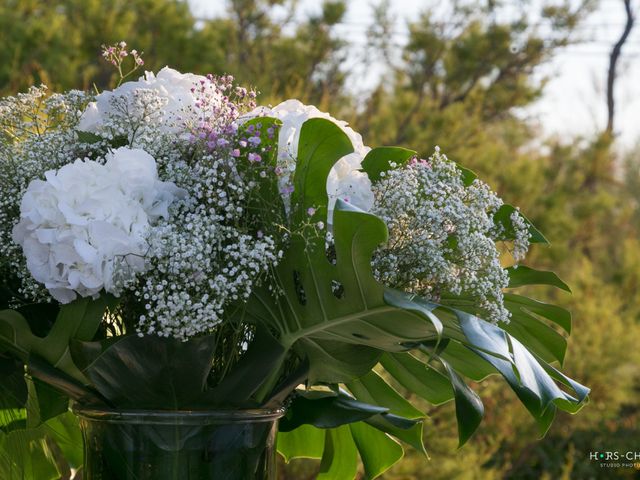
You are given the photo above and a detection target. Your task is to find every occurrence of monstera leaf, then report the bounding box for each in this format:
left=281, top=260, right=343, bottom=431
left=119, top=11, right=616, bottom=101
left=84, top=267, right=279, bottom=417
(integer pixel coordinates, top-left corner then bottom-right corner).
left=241, top=119, right=442, bottom=386
left=68, top=323, right=289, bottom=409
left=258, top=118, right=589, bottom=478
left=0, top=296, right=118, bottom=424
left=0, top=409, right=82, bottom=480
left=277, top=300, right=589, bottom=479
left=278, top=387, right=423, bottom=480
left=0, top=295, right=117, bottom=383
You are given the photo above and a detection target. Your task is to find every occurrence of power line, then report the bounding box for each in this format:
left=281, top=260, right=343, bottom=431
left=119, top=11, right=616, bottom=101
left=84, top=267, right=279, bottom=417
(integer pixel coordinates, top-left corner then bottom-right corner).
left=194, top=15, right=638, bottom=30
left=193, top=15, right=640, bottom=45
left=342, top=36, right=640, bottom=55
left=328, top=21, right=640, bottom=41
left=192, top=18, right=640, bottom=47
left=192, top=14, right=640, bottom=56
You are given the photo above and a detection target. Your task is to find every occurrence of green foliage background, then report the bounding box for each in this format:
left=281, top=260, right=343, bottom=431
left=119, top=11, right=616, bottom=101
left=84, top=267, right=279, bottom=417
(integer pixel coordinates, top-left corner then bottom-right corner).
left=1, top=0, right=639, bottom=478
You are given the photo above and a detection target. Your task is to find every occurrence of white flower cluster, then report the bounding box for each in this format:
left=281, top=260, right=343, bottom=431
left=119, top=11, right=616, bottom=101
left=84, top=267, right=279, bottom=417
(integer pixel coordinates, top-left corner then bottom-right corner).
left=0, top=88, right=112, bottom=302
left=509, top=210, right=531, bottom=261
left=1, top=66, right=531, bottom=338
left=0, top=86, right=88, bottom=144
left=371, top=151, right=530, bottom=323
left=78, top=67, right=222, bottom=144
left=134, top=154, right=281, bottom=339
left=248, top=99, right=374, bottom=219
left=1, top=75, right=282, bottom=340
left=11, top=147, right=183, bottom=303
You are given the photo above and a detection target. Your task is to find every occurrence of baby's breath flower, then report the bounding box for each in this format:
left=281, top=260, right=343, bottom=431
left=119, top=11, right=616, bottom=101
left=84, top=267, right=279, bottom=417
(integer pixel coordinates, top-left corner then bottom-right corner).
left=1, top=73, right=284, bottom=340
left=371, top=150, right=531, bottom=323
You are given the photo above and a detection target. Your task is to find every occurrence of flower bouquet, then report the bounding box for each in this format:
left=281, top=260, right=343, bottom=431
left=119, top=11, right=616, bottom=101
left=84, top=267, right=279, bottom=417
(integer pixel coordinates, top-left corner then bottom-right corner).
left=0, top=44, right=588, bottom=480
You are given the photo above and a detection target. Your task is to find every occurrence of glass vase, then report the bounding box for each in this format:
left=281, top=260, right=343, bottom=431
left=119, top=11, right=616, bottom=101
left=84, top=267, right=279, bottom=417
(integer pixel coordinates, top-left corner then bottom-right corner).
left=72, top=405, right=285, bottom=480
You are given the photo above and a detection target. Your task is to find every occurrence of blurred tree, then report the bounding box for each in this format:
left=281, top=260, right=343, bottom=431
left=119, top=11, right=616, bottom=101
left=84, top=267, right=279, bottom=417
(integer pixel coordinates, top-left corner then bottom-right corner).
left=2, top=0, right=640, bottom=478
left=193, top=0, right=351, bottom=108
left=0, top=0, right=351, bottom=109
left=0, top=0, right=197, bottom=91
left=356, top=2, right=640, bottom=478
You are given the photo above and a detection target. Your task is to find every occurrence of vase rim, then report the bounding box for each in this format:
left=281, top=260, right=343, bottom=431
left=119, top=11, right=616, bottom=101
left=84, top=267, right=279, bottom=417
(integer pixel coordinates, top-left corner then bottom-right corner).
left=71, top=403, right=286, bottom=425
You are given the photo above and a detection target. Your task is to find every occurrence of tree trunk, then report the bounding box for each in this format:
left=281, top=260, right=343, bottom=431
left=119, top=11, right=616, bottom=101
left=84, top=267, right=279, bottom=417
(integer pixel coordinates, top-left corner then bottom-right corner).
left=606, top=0, right=635, bottom=134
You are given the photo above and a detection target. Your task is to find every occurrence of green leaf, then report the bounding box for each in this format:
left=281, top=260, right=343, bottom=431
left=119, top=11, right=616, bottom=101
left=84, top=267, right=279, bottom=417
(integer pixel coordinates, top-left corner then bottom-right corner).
left=380, top=352, right=454, bottom=405
left=0, top=355, right=28, bottom=410
left=493, top=204, right=549, bottom=244
left=502, top=307, right=568, bottom=364
left=244, top=201, right=442, bottom=384
left=292, top=117, right=354, bottom=222
left=262, top=359, right=309, bottom=408
left=0, top=310, right=37, bottom=361
left=72, top=334, right=217, bottom=409
left=457, top=163, right=477, bottom=186
left=0, top=295, right=118, bottom=383
left=283, top=418, right=415, bottom=479
left=534, top=404, right=557, bottom=437
left=0, top=413, right=73, bottom=480
left=364, top=414, right=426, bottom=456
left=67, top=336, right=121, bottom=372
left=456, top=311, right=588, bottom=432
left=361, top=147, right=416, bottom=182
left=237, top=117, right=586, bottom=459
left=49, top=295, right=116, bottom=346
left=438, top=340, right=497, bottom=382
left=0, top=412, right=78, bottom=480
left=346, top=370, right=424, bottom=419
left=0, top=427, right=61, bottom=480
left=277, top=424, right=325, bottom=462
left=504, top=293, right=572, bottom=334
left=240, top=119, right=441, bottom=391
left=205, top=324, right=285, bottom=406
left=282, top=384, right=427, bottom=458
left=350, top=422, right=403, bottom=479
left=534, top=356, right=590, bottom=413
left=0, top=408, right=26, bottom=432
left=43, top=412, right=83, bottom=468
left=242, top=119, right=444, bottom=384
left=16, top=303, right=59, bottom=338
left=347, top=370, right=430, bottom=455
left=317, top=425, right=358, bottom=480
left=507, top=266, right=571, bottom=292
left=25, top=374, right=69, bottom=426
left=76, top=130, right=102, bottom=143
left=279, top=390, right=388, bottom=432
left=440, top=359, right=484, bottom=447
left=26, top=355, right=105, bottom=413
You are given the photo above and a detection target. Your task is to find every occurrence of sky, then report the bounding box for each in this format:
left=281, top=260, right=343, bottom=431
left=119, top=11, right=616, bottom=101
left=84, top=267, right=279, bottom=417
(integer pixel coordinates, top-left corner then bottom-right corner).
left=188, top=0, right=640, bottom=148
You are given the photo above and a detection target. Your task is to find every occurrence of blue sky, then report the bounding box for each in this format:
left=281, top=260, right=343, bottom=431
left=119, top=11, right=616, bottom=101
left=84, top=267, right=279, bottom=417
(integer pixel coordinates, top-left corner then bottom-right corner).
left=188, top=0, right=640, bottom=149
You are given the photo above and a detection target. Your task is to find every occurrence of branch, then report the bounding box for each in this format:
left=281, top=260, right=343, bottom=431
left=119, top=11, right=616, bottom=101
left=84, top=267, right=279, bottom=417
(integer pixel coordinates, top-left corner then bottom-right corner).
left=606, top=0, right=635, bottom=134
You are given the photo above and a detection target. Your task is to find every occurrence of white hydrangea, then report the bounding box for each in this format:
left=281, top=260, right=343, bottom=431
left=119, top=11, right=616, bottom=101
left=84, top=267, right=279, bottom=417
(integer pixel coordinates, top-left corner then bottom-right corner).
left=11, top=147, right=184, bottom=303
left=78, top=67, right=222, bottom=135
left=246, top=99, right=374, bottom=219
left=0, top=88, right=112, bottom=304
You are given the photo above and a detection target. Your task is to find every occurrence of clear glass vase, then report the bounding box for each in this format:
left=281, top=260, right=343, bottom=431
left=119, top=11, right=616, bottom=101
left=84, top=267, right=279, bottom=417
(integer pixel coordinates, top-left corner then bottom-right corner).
left=72, top=405, right=285, bottom=480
